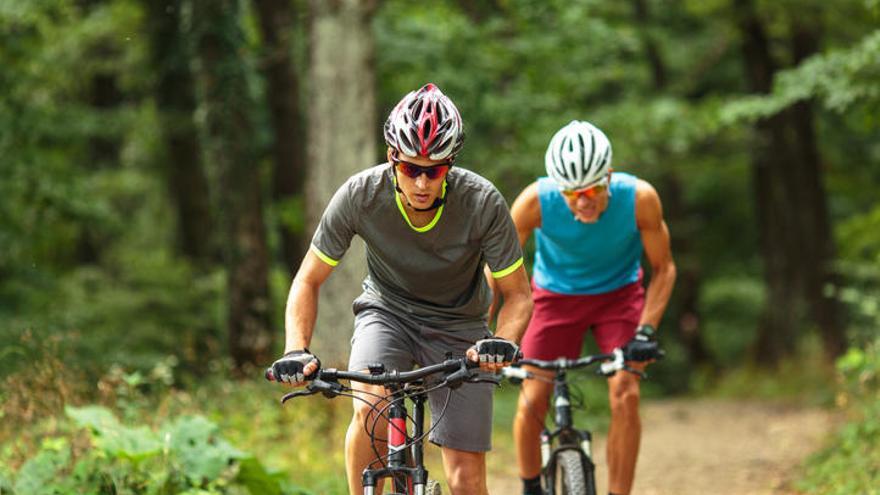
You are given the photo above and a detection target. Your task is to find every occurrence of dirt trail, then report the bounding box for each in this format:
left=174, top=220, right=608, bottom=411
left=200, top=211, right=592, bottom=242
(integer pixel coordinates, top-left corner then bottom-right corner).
left=488, top=398, right=836, bottom=495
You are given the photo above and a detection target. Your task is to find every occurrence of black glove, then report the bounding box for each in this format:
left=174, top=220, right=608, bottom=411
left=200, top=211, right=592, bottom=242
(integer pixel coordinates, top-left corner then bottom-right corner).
left=473, top=337, right=520, bottom=364
left=271, top=349, right=321, bottom=383
left=622, top=324, right=660, bottom=362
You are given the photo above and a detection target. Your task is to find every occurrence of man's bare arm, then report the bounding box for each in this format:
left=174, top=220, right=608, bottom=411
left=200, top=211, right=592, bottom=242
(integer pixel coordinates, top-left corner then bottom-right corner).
left=486, top=182, right=541, bottom=322
left=635, top=180, right=676, bottom=329
left=492, top=265, right=533, bottom=344
left=284, top=249, right=335, bottom=353
left=510, top=182, right=542, bottom=247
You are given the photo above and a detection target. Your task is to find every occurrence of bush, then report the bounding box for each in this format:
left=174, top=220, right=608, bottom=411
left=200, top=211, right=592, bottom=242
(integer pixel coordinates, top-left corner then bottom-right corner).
left=4, top=405, right=309, bottom=495
left=797, top=338, right=880, bottom=494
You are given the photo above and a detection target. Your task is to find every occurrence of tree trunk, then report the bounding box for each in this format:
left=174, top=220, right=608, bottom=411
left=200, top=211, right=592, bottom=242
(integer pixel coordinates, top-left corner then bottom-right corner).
left=737, top=0, right=801, bottom=365
left=191, top=0, right=273, bottom=372
left=145, top=0, right=213, bottom=261
left=787, top=21, right=845, bottom=359
left=632, top=0, right=712, bottom=367
left=306, top=0, right=377, bottom=365
left=77, top=71, right=123, bottom=264
left=253, top=0, right=308, bottom=273
left=736, top=0, right=841, bottom=364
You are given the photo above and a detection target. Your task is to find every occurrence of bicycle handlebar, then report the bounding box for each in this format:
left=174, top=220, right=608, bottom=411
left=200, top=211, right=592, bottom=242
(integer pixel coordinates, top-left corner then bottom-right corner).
left=265, top=357, right=480, bottom=385
left=266, top=358, right=492, bottom=403
left=513, top=351, right=617, bottom=371
left=502, top=348, right=656, bottom=381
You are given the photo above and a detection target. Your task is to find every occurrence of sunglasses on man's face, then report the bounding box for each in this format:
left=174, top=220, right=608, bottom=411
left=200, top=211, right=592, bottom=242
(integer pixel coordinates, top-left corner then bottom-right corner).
left=560, top=182, right=608, bottom=200
left=393, top=153, right=452, bottom=180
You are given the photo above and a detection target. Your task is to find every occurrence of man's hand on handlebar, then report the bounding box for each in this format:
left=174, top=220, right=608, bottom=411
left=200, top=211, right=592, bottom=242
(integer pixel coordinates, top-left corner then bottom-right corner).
left=622, top=324, right=662, bottom=363
left=268, top=349, right=321, bottom=387
left=467, top=337, right=520, bottom=373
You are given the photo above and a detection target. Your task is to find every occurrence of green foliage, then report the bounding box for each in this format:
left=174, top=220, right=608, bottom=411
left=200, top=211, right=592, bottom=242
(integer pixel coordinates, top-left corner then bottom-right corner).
left=796, top=264, right=880, bottom=493
left=797, top=339, right=880, bottom=494
left=5, top=405, right=305, bottom=495
left=722, top=29, right=880, bottom=123
left=699, top=276, right=765, bottom=366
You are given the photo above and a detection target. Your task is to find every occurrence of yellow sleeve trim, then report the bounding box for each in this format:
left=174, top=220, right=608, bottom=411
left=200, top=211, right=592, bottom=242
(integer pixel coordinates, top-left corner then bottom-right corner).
left=491, top=257, right=524, bottom=279
left=310, top=244, right=339, bottom=267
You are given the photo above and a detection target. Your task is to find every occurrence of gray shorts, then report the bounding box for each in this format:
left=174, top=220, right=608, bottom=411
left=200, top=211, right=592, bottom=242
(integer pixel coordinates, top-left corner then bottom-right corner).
left=349, top=308, right=494, bottom=452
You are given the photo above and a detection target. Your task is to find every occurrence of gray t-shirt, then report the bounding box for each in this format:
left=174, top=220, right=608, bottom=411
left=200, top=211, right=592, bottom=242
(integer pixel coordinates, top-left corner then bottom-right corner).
left=311, top=163, right=523, bottom=329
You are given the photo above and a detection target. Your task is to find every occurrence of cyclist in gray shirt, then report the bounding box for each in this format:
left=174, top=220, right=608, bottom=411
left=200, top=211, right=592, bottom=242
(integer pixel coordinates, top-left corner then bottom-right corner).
left=269, top=83, right=533, bottom=495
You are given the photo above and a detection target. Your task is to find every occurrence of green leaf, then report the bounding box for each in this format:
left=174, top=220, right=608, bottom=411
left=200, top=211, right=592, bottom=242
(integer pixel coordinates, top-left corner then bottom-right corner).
left=13, top=443, right=70, bottom=495
left=162, top=415, right=246, bottom=484
left=66, top=405, right=121, bottom=431
left=235, top=456, right=286, bottom=495
left=67, top=405, right=162, bottom=461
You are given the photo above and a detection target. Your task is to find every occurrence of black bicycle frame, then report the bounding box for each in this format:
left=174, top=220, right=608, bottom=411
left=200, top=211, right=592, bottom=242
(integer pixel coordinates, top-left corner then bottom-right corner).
left=361, top=383, right=430, bottom=495
left=541, top=370, right=596, bottom=494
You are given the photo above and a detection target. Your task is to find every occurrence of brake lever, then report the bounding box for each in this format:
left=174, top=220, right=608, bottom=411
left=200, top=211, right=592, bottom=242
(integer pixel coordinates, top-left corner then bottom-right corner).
left=443, top=369, right=470, bottom=389
left=466, top=373, right=501, bottom=386
left=280, top=388, right=318, bottom=404
left=623, top=365, right=647, bottom=379
left=594, top=366, right=618, bottom=378
left=309, top=378, right=345, bottom=398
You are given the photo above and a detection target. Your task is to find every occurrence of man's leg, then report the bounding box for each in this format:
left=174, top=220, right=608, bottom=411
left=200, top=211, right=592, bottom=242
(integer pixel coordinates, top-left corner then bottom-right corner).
left=513, top=367, right=554, bottom=482
left=345, top=382, right=390, bottom=495
left=605, top=363, right=644, bottom=495
left=440, top=447, right=489, bottom=495
left=346, top=309, right=416, bottom=495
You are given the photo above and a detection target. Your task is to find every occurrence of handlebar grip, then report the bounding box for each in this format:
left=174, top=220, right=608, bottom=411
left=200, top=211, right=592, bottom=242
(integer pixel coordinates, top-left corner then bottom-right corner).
left=501, top=367, right=531, bottom=380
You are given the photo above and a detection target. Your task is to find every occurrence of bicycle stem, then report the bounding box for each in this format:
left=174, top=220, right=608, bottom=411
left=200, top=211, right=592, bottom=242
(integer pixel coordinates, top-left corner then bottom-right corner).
left=553, top=370, right=573, bottom=429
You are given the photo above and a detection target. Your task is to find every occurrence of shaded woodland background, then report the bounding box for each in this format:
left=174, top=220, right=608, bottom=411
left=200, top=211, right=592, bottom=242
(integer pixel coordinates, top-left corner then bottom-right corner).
left=1, top=1, right=878, bottom=493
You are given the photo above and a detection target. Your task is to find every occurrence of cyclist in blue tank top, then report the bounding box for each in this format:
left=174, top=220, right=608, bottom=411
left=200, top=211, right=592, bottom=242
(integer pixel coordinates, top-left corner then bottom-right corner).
left=509, top=121, right=676, bottom=495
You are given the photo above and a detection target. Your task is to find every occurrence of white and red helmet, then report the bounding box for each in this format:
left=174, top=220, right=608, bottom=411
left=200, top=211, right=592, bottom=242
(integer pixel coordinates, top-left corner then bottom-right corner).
left=384, top=83, right=465, bottom=161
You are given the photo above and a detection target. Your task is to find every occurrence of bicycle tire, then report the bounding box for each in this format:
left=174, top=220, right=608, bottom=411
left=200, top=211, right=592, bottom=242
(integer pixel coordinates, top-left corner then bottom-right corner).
left=425, top=479, right=442, bottom=495
left=384, top=479, right=440, bottom=495
left=554, top=449, right=595, bottom=495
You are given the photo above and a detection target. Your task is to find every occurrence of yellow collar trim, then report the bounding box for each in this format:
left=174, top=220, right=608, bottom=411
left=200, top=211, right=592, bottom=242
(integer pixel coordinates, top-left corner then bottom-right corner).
left=393, top=177, right=447, bottom=233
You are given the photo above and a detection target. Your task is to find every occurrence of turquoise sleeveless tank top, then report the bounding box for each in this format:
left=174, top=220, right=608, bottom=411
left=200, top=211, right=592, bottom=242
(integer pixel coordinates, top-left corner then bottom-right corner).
left=533, top=172, right=642, bottom=295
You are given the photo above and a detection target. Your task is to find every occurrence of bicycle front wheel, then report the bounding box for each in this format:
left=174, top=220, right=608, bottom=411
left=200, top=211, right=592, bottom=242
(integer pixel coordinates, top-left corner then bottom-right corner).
left=554, top=450, right=595, bottom=495
left=425, top=479, right=442, bottom=495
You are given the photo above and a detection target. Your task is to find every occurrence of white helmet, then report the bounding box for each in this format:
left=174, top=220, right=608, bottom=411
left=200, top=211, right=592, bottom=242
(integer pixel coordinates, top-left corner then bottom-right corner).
left=545, top=120, right=612, bottom=190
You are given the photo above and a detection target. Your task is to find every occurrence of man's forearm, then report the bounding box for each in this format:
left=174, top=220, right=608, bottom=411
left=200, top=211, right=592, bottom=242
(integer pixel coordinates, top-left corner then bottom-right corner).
left=640, top=263, right=676, bottom=328
left=494, top=294, right=533, bottom=344
left=284, top=279, right=319, bottom=352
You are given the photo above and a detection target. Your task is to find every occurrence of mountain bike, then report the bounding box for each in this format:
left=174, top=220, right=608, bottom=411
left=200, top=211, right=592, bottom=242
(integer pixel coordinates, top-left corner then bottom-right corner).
left=266, top=357, right=497, bottom=495
left=502, top=348, right=654, bottom=495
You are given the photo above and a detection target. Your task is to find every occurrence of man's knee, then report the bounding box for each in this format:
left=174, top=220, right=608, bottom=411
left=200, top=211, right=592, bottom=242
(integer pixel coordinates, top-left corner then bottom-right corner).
left=350, top=390, right=387, bottom=431
left=608, top=376, right=641, bottom=417
left=444, top=449, right=486, bottom=493
left=515, top=375, right=553, bottom=422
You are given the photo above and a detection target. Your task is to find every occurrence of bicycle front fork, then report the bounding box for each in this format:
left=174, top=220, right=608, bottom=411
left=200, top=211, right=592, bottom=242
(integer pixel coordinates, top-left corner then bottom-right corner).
left=540, top=428, right=593, bottom=468
left=362, top=392, right=430, bottom=495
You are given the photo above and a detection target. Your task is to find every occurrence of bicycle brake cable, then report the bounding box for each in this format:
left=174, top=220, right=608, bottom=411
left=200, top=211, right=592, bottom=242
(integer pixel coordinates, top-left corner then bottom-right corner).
left=368, top=386, right=455, bottom=468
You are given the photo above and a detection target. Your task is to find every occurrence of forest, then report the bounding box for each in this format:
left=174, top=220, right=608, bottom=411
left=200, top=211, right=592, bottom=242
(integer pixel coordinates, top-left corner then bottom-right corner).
left=1, top=0, right=878, bottom=493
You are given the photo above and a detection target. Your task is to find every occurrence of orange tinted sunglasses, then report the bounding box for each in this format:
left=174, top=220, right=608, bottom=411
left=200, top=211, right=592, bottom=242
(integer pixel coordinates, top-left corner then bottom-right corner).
left=560, top=182, right=608, bottom=199
left=392, top=151, right=452, bottom=180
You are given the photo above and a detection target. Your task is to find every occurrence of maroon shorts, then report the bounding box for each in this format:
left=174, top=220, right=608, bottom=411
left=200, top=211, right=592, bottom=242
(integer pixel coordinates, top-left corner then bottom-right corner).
left=520, top=280, right=645, bottom=360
